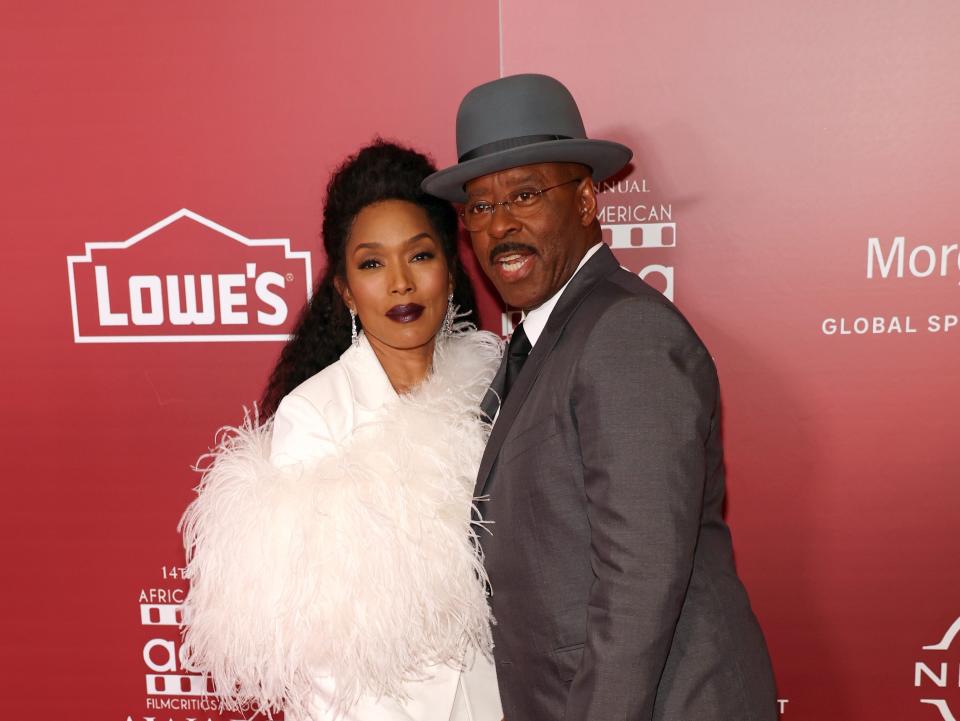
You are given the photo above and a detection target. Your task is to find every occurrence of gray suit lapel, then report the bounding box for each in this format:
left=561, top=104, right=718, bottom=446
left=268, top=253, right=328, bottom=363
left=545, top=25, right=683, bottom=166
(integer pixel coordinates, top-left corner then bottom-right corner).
left=480, top=354, right=508, bottom=424
left=474, top=245, right=620, bottom=498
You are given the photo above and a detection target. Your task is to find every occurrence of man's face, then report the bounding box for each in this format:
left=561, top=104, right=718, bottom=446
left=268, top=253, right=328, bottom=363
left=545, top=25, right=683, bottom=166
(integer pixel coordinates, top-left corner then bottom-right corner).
left=463, top=162, right=596, bottom=311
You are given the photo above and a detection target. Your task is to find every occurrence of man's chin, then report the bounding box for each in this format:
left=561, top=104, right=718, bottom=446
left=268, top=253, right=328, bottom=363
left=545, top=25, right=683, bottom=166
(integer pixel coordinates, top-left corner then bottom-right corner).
left=495, top=285, right=550, bottom=313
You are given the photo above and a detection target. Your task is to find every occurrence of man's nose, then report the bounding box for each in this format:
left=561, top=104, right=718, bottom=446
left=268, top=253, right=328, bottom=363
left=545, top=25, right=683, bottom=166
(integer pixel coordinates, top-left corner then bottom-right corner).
left=485, top=203, right=521, bottom=239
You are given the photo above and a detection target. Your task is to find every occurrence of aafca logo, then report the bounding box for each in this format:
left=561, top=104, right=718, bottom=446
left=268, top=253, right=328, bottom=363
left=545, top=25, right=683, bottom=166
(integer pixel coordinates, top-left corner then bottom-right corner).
left=917, top=616, right=960, bottom=720
left=67, top=209, right=312, bottom=343
left=598, top=177, right=676, bottom=302
left=133, top=568, right=229, bottom=719
left=139, top=585, right=208, bottom=698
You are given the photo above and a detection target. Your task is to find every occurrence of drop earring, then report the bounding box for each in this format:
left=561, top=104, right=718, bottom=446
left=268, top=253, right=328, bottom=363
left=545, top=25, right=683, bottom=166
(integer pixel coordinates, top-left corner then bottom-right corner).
left=442, top=293, right=455, bottom=336
left=350, top=308, right=359, bottom=347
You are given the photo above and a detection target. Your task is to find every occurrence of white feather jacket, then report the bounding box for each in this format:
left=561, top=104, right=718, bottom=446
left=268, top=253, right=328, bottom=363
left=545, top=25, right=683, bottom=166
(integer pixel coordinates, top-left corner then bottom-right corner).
left=179, top=329, right=503, bottom=720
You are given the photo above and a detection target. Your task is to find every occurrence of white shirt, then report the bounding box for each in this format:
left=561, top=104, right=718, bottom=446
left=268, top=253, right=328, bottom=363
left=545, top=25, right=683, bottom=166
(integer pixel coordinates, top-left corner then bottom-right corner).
left=520, top=242, right=603, bottom=347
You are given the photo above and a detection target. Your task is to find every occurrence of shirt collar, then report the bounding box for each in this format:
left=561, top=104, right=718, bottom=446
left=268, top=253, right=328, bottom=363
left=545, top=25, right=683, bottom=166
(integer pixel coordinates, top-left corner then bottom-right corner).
left=520, top=242, right=603, bottom=347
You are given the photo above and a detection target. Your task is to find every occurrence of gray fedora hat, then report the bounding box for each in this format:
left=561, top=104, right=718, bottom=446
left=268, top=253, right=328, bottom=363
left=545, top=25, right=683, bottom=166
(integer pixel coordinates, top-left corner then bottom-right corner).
left=422, top=73, right=632, bottom=202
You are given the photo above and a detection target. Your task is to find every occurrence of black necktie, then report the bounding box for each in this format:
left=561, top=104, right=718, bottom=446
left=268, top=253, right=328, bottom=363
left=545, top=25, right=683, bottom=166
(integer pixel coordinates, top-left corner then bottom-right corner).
left=503, top=322, right=532, bottom=402
left=480, top=322, right=532, bottom=423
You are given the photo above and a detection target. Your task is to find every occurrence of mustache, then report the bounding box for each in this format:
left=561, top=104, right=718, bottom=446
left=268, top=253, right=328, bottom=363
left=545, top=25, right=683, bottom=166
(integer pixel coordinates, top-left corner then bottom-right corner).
left=488, top=242, right=536, bottom=265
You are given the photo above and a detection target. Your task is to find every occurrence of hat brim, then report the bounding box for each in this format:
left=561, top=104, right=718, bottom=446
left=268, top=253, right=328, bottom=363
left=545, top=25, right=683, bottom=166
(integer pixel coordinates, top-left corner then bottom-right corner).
left=422, top=138, right=632, bottom=203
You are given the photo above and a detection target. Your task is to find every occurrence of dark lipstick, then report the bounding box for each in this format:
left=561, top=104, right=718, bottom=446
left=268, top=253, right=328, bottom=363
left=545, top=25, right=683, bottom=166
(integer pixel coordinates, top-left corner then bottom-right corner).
left=385, top=303, right=425, bottom=323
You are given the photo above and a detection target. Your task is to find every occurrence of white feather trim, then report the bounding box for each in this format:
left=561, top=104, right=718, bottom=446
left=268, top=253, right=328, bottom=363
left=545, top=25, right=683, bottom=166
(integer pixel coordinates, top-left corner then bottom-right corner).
left=179, top=329, right=503, bottom=719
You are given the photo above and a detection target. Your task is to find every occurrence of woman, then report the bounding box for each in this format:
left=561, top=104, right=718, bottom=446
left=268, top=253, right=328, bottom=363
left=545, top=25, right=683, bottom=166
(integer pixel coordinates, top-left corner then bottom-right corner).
left=179, top=141, right=503, bottom=721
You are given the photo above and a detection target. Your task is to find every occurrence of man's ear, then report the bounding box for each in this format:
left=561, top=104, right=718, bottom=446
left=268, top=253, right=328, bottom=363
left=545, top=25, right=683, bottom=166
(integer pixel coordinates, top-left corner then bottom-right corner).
left=576, top=177, right=599, bottom=227
left=333, top=276, right=354, bottom=312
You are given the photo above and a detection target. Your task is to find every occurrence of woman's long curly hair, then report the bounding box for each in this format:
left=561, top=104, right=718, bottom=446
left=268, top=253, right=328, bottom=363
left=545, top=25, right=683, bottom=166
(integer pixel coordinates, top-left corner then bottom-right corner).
left=260, top=140, right=476, bottom=417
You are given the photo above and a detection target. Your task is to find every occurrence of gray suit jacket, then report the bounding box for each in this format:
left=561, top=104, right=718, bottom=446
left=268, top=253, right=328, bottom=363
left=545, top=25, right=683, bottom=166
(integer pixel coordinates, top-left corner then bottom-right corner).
left=476, top=245, right=777, bottom=721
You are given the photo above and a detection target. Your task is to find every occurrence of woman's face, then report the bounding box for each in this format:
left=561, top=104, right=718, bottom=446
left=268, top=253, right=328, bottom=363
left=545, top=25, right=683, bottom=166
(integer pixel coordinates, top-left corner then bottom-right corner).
left=337, top=199, right=452, bottom=353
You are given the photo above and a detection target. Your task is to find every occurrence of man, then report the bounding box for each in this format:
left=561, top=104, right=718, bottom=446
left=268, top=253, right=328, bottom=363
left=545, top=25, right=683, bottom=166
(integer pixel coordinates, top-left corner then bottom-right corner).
left=423, top=74, right=777, bottom=721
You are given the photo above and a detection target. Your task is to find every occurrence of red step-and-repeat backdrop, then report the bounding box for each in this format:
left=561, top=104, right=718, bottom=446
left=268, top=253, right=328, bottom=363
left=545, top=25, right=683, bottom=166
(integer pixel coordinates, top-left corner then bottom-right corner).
left=2, top=2, right=957, bottom=719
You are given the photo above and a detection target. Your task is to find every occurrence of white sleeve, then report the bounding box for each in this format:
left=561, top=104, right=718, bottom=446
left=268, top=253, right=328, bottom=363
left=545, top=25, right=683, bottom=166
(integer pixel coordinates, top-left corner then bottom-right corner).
left=269, top=393, right=339, bottom=467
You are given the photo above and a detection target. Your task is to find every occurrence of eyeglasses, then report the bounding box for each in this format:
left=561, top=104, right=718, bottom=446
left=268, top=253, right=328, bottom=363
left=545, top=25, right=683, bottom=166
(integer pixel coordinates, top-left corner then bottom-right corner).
left=460, top=178, right=584, bottom=231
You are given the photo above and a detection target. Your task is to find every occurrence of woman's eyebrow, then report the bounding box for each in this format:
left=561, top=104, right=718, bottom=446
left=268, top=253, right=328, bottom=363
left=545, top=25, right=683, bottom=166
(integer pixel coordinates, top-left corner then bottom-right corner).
left=353, top=233, right=434, bottom=253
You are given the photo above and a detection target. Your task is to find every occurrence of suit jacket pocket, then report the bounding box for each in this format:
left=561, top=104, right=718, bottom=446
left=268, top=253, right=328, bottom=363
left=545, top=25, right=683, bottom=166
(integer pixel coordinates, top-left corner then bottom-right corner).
left=551, top=642, right=584, bottom=683
left=501, top=414, right=561, bottom=463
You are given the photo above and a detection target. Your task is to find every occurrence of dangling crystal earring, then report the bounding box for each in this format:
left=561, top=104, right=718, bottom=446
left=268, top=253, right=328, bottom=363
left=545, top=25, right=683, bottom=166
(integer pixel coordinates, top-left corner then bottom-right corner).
left=350, top=308, right=359, bottom=347
left=442, top=293, right=455, bottom=336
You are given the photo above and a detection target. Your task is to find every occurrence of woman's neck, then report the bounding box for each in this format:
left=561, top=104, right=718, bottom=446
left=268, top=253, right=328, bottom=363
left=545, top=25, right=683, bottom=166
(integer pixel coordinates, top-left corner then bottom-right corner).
left=365, top=334, right=437, bottom=395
